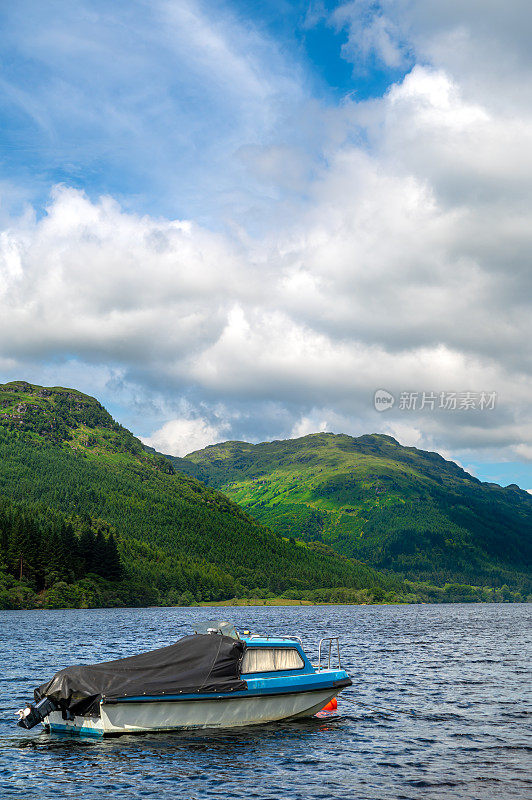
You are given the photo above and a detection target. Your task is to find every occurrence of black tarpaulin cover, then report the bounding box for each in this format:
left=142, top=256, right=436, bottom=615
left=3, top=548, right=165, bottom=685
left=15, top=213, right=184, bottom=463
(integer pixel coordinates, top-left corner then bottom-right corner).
left=35, top=634, right=247, bottom=713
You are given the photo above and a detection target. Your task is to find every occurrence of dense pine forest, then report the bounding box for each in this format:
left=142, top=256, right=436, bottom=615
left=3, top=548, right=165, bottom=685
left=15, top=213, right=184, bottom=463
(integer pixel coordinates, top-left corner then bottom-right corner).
left=0, top=495, right=123, bottom=608
left=0, top=382, right=529, bottom=608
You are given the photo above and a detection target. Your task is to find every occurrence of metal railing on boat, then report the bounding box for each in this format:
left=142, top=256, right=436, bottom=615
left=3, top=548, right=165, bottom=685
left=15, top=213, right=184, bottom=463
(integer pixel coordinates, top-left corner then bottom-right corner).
left=317, top=636, right=342, bottom=671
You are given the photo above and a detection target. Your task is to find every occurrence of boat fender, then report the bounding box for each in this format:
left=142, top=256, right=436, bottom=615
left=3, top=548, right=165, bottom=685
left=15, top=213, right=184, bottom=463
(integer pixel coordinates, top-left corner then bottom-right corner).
left=321, top=697, right=338, bottom=712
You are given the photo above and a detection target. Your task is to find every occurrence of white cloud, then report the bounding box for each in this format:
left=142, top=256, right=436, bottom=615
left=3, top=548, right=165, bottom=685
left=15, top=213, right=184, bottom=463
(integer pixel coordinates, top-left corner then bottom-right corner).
left=513, top=444, right=532, bottom=462
left=0, top=3, right=531, bottom=470
left=142, top=416, right=229, bottom=457
left=333, top=2, right=409, bottom=70
left=291, top=415, right=329, bottom=439
left=332, top=1, right=532, bottom=113
left=380, top=421, right=424, bottom=449
left=0, top=0, right=305, bottom=222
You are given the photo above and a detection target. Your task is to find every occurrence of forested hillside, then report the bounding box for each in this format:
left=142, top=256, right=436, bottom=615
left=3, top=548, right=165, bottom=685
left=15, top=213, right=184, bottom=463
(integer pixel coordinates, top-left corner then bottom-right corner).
left=0, top=494, right=124, bottom=608
left=0, top=382, right=398, bottom=608
left=1, top=383, right=528, bottom=608
left=182, top=433, right=532, bottom=593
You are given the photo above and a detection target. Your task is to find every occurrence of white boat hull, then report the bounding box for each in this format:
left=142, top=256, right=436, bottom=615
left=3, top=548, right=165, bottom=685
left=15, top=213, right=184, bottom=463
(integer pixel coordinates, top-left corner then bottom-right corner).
left=45, top=687, right=337, bottom=736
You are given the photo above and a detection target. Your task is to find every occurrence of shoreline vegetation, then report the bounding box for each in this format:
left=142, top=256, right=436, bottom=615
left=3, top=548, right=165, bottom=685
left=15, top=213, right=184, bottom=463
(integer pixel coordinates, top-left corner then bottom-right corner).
left=1, top=576, right=529, bottom=610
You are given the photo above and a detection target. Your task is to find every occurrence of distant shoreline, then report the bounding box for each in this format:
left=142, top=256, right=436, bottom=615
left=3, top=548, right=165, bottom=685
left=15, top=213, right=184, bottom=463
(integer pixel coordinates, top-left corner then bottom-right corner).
left=2, top=598, right=530, bottom=611
left=194, top=596, right=529, bottom=607
left=198, top=598, right=332, bottom=606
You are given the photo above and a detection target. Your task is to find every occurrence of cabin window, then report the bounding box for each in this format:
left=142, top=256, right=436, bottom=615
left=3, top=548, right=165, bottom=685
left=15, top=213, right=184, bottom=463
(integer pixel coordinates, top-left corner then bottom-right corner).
left=242, top=647, right=304, bottom=673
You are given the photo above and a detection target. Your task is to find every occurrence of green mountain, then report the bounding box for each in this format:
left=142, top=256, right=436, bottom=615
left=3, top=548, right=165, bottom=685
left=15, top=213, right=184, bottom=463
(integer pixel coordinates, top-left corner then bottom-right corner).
left=180, top=433, right=532, bottom=592
left=0, top=382, right=397, bottom=608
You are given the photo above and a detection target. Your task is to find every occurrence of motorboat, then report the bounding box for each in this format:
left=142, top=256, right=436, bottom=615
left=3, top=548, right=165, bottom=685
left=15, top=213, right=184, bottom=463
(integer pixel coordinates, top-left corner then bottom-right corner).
left=17, top=621, right=352, bottom=736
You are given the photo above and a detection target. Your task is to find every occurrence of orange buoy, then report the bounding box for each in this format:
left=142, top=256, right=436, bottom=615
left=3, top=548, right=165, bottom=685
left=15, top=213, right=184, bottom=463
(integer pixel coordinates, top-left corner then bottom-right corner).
left=321, top=697, right=338, bottom=712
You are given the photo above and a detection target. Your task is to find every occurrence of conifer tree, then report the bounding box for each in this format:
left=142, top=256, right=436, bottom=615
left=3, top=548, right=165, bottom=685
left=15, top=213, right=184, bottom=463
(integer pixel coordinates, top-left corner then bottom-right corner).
left=104, top=532, right=122, bottom=580
left=92, top=529, right=108, bottom=575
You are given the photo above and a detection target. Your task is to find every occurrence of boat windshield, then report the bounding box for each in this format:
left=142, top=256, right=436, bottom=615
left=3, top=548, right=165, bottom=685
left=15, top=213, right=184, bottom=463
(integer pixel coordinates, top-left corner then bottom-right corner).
left=192, top=620, right=240, bottom=639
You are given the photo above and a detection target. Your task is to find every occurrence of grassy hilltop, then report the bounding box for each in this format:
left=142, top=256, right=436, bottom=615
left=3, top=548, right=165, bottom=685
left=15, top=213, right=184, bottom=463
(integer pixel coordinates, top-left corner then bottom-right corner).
left=178, top=433, right=532, bottom=593
left=0, top=382, right=397, bottom=608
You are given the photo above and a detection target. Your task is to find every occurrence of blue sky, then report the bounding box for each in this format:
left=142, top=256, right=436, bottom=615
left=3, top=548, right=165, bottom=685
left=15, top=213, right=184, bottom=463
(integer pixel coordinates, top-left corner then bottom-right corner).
left=0, top=0, right=531, bottom=490
left=0, top=0, right=410, bottom=221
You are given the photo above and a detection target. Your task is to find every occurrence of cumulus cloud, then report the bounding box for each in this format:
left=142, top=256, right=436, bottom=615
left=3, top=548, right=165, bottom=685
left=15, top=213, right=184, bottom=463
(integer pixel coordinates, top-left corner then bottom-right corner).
left=0, top=1, right=531, bottom=472
left=143, top=416, right=229, bottom=457
left=332, top=1, right=532, bottom=112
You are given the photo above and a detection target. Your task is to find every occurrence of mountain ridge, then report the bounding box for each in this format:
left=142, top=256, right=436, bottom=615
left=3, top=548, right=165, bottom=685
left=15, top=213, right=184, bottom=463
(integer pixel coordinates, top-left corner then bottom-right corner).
left=186, top=431, right=529, bottom=495
left=0, top=381, right=400, bottom=608
left=176, top=432, right=532, bottom=592
left=1, top=381, right=529, bottom=607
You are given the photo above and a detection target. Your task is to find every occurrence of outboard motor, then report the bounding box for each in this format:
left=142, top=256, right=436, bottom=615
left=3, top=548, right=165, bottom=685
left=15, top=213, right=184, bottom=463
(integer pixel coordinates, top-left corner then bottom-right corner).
left=17, top=696, right=57, bottom=729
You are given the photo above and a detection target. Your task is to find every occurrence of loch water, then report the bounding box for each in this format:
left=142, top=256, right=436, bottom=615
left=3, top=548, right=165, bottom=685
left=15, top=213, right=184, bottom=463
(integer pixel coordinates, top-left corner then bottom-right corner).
left=1, top=603, right=530, bottom=800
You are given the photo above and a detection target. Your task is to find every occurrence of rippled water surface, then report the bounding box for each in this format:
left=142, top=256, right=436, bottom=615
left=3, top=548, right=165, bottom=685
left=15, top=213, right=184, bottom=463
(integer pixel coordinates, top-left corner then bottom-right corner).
left=1, top=604, right=531, bottom=799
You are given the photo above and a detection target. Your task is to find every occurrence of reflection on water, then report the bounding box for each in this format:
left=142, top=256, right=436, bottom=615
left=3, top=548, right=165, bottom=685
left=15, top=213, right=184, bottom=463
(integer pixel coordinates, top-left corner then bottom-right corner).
left=1, top=604, right=531, bottom=799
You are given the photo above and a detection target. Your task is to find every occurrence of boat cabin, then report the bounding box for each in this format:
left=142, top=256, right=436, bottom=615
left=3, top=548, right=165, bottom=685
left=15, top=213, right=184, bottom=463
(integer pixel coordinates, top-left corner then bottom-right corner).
left=241, top=637, right=312, bottom=676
